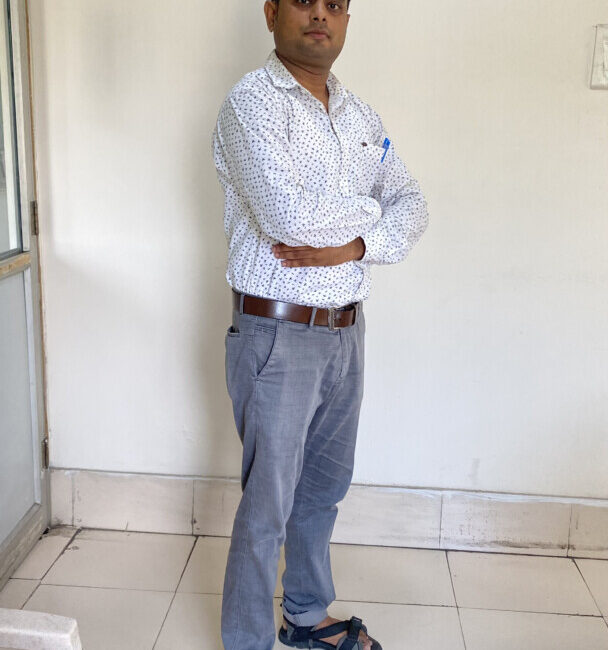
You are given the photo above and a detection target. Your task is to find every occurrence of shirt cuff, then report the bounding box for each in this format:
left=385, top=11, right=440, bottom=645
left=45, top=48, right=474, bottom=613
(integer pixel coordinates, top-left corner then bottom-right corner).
left=357, top=225, right=385, bottom=265
left=359, top=196, right=382, bottom=219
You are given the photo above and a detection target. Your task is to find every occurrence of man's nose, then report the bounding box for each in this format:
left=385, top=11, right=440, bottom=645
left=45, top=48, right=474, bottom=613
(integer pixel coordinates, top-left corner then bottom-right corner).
left=311, top=0, right=329, bottom=20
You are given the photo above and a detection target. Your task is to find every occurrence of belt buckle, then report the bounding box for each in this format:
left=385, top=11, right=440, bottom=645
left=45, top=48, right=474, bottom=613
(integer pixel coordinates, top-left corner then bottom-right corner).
left=327, top=307, right=340, bottom=331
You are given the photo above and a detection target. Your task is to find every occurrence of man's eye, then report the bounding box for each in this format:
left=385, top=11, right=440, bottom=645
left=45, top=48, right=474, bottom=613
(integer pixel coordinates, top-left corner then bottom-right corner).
left=296, top=0, right=344, bottom=6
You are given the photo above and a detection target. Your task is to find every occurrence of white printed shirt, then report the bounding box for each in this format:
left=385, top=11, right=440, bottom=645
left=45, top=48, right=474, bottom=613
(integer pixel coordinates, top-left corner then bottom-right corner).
left=212, top=48, right=429, bottom=309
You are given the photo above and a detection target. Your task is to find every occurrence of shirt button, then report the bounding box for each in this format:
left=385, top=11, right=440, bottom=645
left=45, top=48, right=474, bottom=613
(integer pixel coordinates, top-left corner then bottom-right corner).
left=339, top=179, right=348, bottom=193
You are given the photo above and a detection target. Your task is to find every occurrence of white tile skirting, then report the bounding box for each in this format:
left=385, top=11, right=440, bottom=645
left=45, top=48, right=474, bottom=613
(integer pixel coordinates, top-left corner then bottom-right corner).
left=49, top=468, right=608, bottom=559
left=0, top=608, right=82, bottom=650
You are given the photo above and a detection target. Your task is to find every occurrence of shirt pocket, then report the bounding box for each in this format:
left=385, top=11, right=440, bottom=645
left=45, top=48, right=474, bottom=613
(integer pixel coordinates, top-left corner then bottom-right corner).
left=351, top=142, right=385, bottom=196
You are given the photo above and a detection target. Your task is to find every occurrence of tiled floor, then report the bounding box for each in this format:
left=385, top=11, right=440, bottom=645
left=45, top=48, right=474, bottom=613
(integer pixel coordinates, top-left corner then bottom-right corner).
left=1, top=526, right=608, bottom=649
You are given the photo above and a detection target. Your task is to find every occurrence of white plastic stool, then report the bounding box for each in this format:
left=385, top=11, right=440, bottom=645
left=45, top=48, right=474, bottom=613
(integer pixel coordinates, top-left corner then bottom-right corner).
left=0, top=608, right=82, bottom=650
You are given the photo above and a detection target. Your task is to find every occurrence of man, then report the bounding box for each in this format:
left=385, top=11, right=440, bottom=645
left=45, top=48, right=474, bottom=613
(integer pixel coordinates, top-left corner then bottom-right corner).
left=211, top=1, right=429, bottom=648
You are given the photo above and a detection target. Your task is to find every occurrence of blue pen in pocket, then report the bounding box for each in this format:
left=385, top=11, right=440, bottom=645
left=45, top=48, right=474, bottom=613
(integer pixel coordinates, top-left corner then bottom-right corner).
left=380, top=137, right=390, bottom=163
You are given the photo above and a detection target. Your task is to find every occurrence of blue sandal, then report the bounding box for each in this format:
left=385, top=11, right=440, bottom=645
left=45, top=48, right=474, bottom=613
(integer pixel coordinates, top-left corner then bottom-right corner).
left=278, top=614, right=382, bottom=649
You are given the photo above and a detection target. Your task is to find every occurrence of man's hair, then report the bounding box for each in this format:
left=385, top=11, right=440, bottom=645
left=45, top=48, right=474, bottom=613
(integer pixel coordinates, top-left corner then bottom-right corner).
left=273, top=0, right=351, bottom=6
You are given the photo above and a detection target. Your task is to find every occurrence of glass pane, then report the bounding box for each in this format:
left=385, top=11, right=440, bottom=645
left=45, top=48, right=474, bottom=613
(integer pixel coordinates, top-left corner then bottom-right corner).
left=0, top=0, right=21, bottom=259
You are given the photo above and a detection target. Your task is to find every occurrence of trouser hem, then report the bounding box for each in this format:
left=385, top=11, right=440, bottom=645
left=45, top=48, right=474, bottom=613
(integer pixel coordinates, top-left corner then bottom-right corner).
left=282, top=602, right=328, bottom=628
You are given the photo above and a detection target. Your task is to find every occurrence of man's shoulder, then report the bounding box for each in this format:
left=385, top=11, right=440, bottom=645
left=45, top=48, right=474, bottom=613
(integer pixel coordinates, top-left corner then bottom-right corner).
left=221, top=66, right=282, bottom=110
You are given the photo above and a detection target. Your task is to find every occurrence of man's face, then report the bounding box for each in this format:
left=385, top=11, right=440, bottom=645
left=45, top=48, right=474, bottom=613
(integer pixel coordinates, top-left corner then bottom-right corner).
left=264, top=0, right=350, bottom=67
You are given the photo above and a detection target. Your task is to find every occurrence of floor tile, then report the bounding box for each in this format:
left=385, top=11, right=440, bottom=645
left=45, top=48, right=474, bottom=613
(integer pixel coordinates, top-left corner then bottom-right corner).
left=42, top=529, right=195, bottom=591
left=11, top=527, right=75, bottom=580
left=178, top=536, right=229, bottom=594
left=448, top=550, right=600, bottom=614
left=177, top=536, right=289, bottom=598
left=0, top=579, right=39, bottom=609
left=274, top=600, right=465, bottom=650
left=154, top=593, right=464, bottom=650
left=177, top=539, right=454, bottom=607
left=460, top=608, right=608, bottom=650
left=331, top=544, right=454, bottom=605
left=576, top=559, right=608, bottom=616
left=9, top=527, right=607, bottom=650
left=154, top=592, right=223, bottom=649
left=23, top=584, right=173, bottom=650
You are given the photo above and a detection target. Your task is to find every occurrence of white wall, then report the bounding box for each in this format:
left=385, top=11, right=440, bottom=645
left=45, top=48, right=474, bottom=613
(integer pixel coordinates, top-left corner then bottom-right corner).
left=29, top=0, right=608, bottom=498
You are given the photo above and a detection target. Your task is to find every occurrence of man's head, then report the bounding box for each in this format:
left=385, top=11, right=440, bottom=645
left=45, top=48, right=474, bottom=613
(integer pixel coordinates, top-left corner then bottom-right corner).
left=264, top=0, right=351, bottom=70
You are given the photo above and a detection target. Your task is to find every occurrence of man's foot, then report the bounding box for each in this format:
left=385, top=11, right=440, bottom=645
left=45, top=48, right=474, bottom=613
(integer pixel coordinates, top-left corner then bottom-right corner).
left=281, top=615, right=373, bottom=649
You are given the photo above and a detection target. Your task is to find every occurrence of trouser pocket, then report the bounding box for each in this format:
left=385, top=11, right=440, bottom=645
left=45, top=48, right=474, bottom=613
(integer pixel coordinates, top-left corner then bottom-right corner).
left=251, top=319, right=282, bottom=380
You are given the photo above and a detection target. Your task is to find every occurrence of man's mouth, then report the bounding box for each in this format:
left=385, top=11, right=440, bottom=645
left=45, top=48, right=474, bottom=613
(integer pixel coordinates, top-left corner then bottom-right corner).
left=305, top=30, right=329, bottom=38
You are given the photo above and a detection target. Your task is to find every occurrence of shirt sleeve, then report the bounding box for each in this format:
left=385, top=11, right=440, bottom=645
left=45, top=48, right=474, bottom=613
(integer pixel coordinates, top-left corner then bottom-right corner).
left=212, top=83, right=382, bottom=249
left=356, top=109, right=430, bottom=266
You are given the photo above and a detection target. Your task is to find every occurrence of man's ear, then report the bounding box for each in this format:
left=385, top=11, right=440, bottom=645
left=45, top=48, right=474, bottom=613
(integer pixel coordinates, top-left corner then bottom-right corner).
left=263, top=0, right=278, bottom=32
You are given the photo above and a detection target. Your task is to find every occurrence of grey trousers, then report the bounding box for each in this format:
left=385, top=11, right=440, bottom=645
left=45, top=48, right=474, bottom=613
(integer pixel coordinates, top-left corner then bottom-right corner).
left=220, top=293, right=366, bottom=650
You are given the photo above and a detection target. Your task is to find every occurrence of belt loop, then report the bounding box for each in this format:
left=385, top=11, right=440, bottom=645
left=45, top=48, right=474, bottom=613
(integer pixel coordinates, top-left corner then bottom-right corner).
left=308, top=306, right=318, bottom=328
left=239, top=292, right=245, bottom=314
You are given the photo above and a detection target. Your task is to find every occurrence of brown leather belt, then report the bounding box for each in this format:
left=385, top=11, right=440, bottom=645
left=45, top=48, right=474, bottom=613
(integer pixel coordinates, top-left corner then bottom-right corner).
left=232, top=288, right=359, bottom=331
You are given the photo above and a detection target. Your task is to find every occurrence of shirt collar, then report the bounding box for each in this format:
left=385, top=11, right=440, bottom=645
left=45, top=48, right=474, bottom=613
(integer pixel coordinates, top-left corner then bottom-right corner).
left=264, top=48, right=348, bottom=107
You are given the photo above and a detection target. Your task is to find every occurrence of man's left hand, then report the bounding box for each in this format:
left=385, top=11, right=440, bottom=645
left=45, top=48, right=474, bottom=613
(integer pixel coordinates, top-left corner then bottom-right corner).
left=272, top=238, right=365, bottom=267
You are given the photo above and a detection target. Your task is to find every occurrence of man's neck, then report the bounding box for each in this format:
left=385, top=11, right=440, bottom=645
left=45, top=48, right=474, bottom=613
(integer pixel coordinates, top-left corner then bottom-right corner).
left=275, top=50, right=330, bottom=104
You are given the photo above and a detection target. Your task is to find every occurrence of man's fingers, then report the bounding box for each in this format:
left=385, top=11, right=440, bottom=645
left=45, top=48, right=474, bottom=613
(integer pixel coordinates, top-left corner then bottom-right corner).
left=279, top=249, right=319, bottom=259
left=272, top=244, right=313, bottom=252
left=281, top=258, right=325, bottom=267
left=272, top=244, right=337, bottom=265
